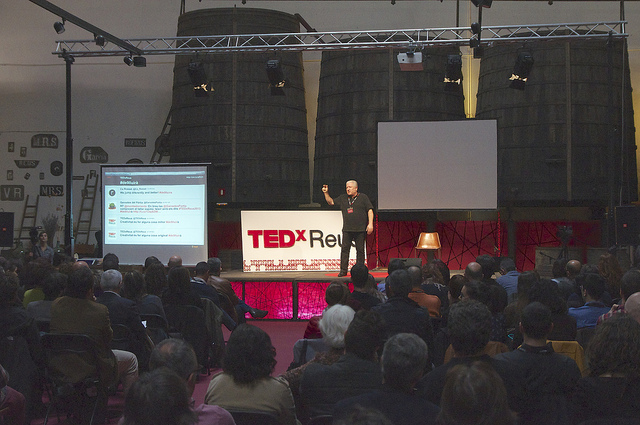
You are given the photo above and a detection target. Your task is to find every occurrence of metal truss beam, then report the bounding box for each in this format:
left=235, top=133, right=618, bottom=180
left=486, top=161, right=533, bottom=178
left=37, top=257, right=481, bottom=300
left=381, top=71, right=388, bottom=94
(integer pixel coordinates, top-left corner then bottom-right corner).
left=54, top=21, right=626, bottom=58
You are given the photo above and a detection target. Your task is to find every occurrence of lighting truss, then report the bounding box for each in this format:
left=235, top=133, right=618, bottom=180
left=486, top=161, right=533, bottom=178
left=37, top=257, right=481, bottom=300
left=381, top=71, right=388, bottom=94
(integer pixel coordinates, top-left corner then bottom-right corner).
left=53, top=21, right=626, bottom=58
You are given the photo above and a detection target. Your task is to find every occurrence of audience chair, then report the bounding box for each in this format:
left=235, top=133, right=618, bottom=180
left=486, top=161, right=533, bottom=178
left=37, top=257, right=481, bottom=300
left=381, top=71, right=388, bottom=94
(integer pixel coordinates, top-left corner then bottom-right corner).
left=200, top=297, right=226, bottom=368
left=164, top=304, right=211, bottom=370
left=40, top=333, right=106, bottom=425
left=576, top=327, right=596, bottom=350
left=550, top=340, right=586, bottom=375
left=139, top=313, right=170, bottom=345
left=226, top=409, right=280, bottom=425
left=110, top=324, right=135, bottom=352
left=308, top=415, right=333, bottom=425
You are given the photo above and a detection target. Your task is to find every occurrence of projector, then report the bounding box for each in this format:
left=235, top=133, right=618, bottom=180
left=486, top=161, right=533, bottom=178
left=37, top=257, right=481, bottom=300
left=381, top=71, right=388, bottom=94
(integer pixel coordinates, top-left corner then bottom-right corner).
left=397, top=52, right=423, bottom=71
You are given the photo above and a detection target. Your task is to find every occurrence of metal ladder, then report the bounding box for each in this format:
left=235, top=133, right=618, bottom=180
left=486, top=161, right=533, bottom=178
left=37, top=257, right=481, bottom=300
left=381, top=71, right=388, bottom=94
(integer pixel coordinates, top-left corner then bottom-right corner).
left=17, top=194, right=40, bottom=247
left=74, top=170, right=99, bottom=245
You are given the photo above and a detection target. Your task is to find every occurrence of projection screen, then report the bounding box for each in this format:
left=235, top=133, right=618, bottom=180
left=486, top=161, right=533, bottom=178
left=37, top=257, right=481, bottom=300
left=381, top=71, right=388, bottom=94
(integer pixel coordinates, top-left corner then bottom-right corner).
left=377, top=120, right=497, bottom=211
left=101, top=163, right=208, bottom=266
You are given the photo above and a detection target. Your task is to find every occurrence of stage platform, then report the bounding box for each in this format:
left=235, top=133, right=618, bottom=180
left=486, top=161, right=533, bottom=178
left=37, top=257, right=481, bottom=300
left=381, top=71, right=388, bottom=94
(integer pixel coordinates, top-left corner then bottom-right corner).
left=220, top=269, right=462, bottom=320
left=222, top=270, right=375, bottom=321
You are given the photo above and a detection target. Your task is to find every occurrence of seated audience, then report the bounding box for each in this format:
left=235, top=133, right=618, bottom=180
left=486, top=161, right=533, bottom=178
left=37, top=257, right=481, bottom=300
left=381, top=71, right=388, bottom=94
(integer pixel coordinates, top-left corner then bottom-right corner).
left=20, top=257, right=53, bottom=307
left=0, top=363, right=26, bottom=425
left=334, top=333, right=440, bottom=425
left=377, top=258, right=405, bottom=294
left=598, top=269, right=640, bottom=325
left=348, top=263, right=382, bottom=310
left=334, top=405, right=393, bottom=425
left=568, top=273, right=611, bottom=329
left=626, top=292, right=640, bottom=323
left=415, top=300, right=522, bottom=413
left=494, top=302, right=581, bottom=425
left=122, top=270, right=166, bottom=320
left=551, top=257, right=575, bottom=301
left=167, top=255, right=182, bottom=270
left=97, top=269, right=152, bottom=371
left=300, top=310, right=386, bottom=419
left=438, top=361, right=517, bottom=425
left=572, top=314, right=640, bottom=423
left=205, top=324, right=299, bottom=425
left=26, top=271, right=66, bottom=325
left=304, top=281, right=357, bottom=339
left=147, top=338, right=235, bottom=425
left=121, top=368, right=196, bottom=425
left=206, top=257, right=267, bottom=322
left=460, top=279, right=507, bottom=344
left=527, top=279, right=577, bottom=342
left=144, top=263, right=168, bottom=299
left=163, top=266, right=204, bottom=309
left=496, top=258, right=520, bottom=303
left=50, top=267, right=138, bottom=396
left=598, top=253, right=623, bottom=299
left=407, top=265, right=441, bottom=318
left=421, top=263, right=448, bottom=312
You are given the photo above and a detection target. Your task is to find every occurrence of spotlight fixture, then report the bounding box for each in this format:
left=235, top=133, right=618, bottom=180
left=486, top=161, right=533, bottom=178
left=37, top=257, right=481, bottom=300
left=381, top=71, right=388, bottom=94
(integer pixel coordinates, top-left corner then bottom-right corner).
left=124, top=56, right=134, bottom=66
left=133, top=56, right=146, bottom=67
left=53, top=18, right=66, bottom=34
left=509, top=51, right=534, bottom=90
left=443, top=54, right=463, bottom=91
left=187, top=61, right=212, bottom=97
left=266, top=60, right=286, bottom=96
left=397, top=50, right=423, bottom=71
left=471, top=0, right=493, bottom=8
left=94, top=34, right=105, bottom=47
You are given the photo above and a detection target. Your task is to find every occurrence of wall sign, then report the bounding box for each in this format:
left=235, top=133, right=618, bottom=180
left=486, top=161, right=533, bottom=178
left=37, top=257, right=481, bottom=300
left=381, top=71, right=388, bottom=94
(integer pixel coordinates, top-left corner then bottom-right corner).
left=80, top=147, right=108, bottom=163
left=40, top=185, right=64, bottom=196
left=31, top=134, right=59, bottom=149
left=14, top=160, right=39, bottom=168
left=124, top=138, right=146, bottom=147
left=1, top=185, right=25, bottom=201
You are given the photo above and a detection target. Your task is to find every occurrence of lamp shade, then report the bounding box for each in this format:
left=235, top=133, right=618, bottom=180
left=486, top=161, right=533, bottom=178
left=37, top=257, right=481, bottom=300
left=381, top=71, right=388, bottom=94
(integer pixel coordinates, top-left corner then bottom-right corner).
left=415, top=232, right=441, bottom=250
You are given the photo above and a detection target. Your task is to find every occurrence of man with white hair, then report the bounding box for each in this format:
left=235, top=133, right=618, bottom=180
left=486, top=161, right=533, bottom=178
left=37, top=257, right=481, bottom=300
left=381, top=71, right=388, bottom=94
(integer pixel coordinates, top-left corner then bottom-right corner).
left=322, top=180, right=374, bottom=277
left=97, top=269, right=151, bottom=370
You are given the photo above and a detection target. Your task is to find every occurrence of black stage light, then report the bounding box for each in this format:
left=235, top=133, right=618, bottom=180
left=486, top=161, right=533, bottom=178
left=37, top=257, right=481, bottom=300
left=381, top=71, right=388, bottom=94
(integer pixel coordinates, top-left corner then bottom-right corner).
left=53, top=19, right=65, bottom=34
left=95, top=34, right=105, bottom=47
left=133, top=56, right=146, bottom=67
left=471, top=0, right=493, bottom=8
left=509, top=51, right=534, bottom=90
left=124, top=56, right=134, bottom=66
left=187, top=61, right=212, bottom=97
left=444, top=54, right=463, bottom=91
left=266, top=59, right=286, bottom=96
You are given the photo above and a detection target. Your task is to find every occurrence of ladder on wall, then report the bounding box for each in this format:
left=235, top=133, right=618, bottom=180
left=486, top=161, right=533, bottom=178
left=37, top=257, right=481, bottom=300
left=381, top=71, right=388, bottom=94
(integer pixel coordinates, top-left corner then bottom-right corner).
left=150, top=109, right=172, bottom=163
left=17, top=195, right=40, bottom=247
left=74, top=170, right=99, bottom=245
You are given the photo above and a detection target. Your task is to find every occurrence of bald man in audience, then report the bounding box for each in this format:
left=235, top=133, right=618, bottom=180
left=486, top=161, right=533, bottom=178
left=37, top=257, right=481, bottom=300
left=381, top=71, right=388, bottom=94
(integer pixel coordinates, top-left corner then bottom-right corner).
left=625, top=292, right=640, bottom=323
left=464, top=262, right=483, bottom=282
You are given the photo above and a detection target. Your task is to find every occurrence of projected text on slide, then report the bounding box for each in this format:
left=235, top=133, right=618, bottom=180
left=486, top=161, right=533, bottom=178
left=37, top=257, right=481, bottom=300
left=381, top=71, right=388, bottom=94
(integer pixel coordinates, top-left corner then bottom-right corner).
left=104, top=184, right=205, bottom=245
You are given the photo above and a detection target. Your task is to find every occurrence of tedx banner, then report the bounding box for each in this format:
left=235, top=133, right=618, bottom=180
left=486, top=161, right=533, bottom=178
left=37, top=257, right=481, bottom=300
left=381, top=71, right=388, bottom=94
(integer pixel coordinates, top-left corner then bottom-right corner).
left=241, top=210, right=361, bottom=272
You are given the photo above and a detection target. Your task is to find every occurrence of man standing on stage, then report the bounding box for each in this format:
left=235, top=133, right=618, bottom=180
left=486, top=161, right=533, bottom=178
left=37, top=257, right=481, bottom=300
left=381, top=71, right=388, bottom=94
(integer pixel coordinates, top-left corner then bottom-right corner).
left=322, top=180, right=374, bottom=277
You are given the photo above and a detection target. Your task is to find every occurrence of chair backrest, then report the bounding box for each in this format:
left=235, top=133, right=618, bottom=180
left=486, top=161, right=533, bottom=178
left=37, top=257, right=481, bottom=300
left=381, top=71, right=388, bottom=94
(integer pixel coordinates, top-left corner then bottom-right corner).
left=549, top=340, right=586, bottom=374
left=41, top=333, right=102, bottom=385
left=308, top=415, right=333, bottom=425
left=227, top=410, right=281, bottom=425
left=576, top=327, right=597, bottom=350
left=139, top=313, right=170, bottom=345
left=164, top=305, right=209, bottom=367
left=111, top=324, right=135, bottom=351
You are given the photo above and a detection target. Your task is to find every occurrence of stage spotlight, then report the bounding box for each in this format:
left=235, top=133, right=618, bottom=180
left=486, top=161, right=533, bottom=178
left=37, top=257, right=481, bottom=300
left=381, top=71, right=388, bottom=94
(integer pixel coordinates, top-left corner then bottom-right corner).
left=187, top=61, right=212, bottom=97
left=509, top=51, right=534, bottom=90
left=124, top=56, right=134, bottom=66
left=53, top=19, right=65, bottom=34
left=95, top=34, right=105, bottom=47
left=397, top=51, right=423, bottom=71
left=444, top=54, right=463, bottom=91
left=133, top=56, right=146, bottom=67
left=266, top=60, right=286, bottom=96
left=471, top=0, right=493, bottom=8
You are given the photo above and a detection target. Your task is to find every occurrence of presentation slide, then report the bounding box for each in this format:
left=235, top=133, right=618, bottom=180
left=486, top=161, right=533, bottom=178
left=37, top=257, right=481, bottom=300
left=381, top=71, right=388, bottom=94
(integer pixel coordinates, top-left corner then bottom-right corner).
left=377, top=120, right=497, bottom=211
left=101, top=164, right=208, bottom=266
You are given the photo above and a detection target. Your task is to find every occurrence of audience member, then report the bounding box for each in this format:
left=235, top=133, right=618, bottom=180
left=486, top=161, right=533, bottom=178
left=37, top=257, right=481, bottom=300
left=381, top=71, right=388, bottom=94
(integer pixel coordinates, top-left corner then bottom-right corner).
left=205, top=324, right=298, bottom=425
left=143, top=256, right=162, bottom=271
left=527, top=279, right=577, bottom=341
left=598, top=269, right=640, bottom=325
left=50, top=267, right=138, bottom=396
left=102, top=252, right=120, bottom=271
left=572, top=314, right=640, bottom=423
left=147, top=338, right=235, bottom=425
left=551, top=257, right=575, bottom=301
left=438, top=361, right=517, bottom=425
left=598, top=253, right=623, bottom=299
left=97, top=269, right=152, bottom=371
left=304, top=281, right=356, bottom=339
left=348, top=263, right=382, bottom=310
left=20, top=257, right=53, bottom=307
left=415, top=300, right=522, bottom=413
left=377, top=258, right=406, bottom=293
left=207, top=257, right=267, bottom=321
left=496, top=258, right=520, bottom=303
left=407, top=265, right=441, bottom=318
left=121, top=368, right=197, bottom=425
left=464, top=261, right=484, bottom=282
left=0, top=363, right=26, bottom=425
left=430, top=259, right=451, bottom=285
left=300, top=310, right=386, bottom=419
left=372, top=269, right=434, bottom=357
left=625, top=292, right=640, bottom=323
left=568, top=273, right=610, bottom=329
left=31, top=231, right=54, bottom=264
left=168, top=255, right=183, bottom=270
left=420, top=263, right=448, bottom=312
left=144, top=263, right=168, bottom=298
left=122, top=270, right=166, bottom=320
left=26, top=271, right=66, bottom=324
left=461, top=280, right=507, bottom=344
left=494, top=302, right=581, bottom=425
left=334, top=333, right=440, bottom=425
left=163, top=266, right=204, bottom=309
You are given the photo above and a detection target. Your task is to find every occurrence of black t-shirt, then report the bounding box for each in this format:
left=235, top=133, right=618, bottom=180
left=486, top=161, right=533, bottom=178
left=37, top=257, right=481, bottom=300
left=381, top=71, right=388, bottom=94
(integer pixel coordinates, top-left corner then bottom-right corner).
left=334, top=193, right=374, bottom=232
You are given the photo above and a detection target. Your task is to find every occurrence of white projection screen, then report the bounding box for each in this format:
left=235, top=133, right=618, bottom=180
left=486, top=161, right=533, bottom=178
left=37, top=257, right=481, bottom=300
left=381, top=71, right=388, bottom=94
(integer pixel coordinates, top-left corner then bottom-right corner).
left=377, top=120, right=498, bottom=211
left=101, top=163, right=208, bottom=266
